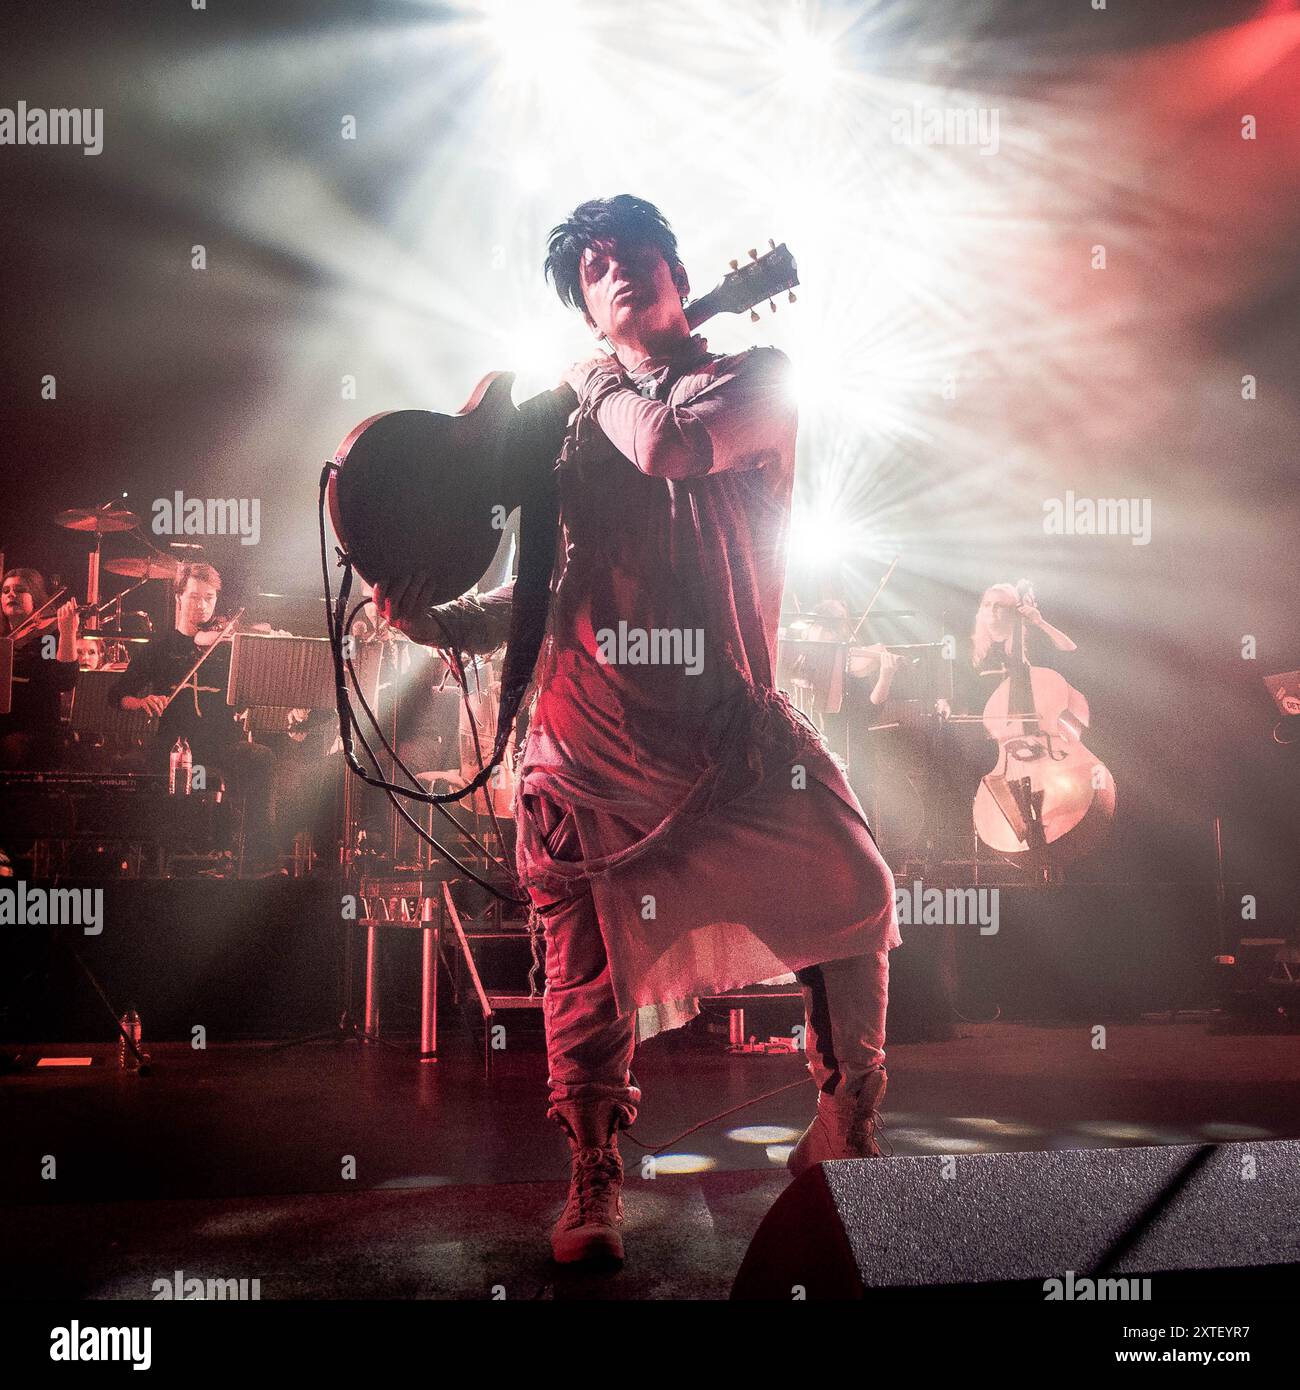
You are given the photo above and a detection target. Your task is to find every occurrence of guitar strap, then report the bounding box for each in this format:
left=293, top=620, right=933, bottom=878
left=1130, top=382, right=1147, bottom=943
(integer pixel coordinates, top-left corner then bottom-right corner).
left=490, top=389, right=571, bottom=766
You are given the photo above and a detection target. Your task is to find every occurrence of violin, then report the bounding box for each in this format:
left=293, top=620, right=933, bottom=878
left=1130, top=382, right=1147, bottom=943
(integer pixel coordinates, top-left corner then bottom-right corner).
left=3, top=588, right=82, bottom=643
left=845, top=641, right=920, bottom=679
left=971, top=582, right=1116, bottom=874
left=150, top=609, right=246, bottom=713
left=194, top=614, right=290, bottom=648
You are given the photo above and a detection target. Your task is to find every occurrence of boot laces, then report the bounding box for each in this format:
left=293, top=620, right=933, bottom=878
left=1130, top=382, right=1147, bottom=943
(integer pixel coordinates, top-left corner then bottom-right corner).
left=847, top=1103, right=883, bottom=1153
left=563, top=1145, right=623, bottom=1227
left=846, top=1093, right=895, bottom=1156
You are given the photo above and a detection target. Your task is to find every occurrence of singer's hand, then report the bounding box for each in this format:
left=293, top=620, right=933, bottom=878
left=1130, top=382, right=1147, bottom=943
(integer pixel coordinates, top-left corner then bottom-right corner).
left=559, top=352, right=620, bottom=397
left=373, top=572, right=445, bottom=645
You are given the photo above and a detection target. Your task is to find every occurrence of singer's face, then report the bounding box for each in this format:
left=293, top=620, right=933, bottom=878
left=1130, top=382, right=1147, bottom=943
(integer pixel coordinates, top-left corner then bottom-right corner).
left=578, top=238, right=684, bottom=346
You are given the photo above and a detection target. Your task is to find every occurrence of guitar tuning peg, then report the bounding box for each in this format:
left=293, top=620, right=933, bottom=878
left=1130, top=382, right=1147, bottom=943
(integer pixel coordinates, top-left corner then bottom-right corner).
left=748, top=248, right=758, bottom=261
left=768, top=299, right=777, bottom=314
left=788, top=290, right=797, bottom=303
left=749, top=309, right=760, bottom=323
left=768, top=238, right=776, bottom=250
left=729, top=258, right=739, bottom=271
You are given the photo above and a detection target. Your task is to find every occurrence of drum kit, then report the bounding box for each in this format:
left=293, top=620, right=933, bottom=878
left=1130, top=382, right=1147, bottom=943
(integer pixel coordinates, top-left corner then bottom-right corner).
left=51, top=499, right=193, bottom=666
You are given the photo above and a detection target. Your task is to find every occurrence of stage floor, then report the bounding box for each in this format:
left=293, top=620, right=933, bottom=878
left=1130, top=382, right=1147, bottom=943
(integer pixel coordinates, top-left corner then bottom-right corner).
left=3, top=1018, right=1298, bottom=1300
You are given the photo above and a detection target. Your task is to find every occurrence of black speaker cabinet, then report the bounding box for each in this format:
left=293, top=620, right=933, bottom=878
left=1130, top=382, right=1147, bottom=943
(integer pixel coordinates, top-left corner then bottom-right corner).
left=733, top=1140, right=1300, bottom=1299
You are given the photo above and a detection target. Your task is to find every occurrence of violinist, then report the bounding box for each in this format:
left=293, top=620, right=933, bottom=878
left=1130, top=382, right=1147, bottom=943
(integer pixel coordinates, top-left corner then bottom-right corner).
left=789, top=597, right=903, bottom=782
left=111, top=562, right=278, bottom=872
left=113, top=563, right=230, bottom=727
left=809, top=599, right=905, bottom=708
left=0, top=567, right=80, bottom=769
left=802, top=598, right=934, bottom=854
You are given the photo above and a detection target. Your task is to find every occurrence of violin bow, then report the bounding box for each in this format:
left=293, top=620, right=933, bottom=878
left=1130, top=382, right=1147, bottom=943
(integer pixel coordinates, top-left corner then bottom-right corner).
left=849, top=558, right=900, bottom=644
left=160, top=607, right=245, bottom=713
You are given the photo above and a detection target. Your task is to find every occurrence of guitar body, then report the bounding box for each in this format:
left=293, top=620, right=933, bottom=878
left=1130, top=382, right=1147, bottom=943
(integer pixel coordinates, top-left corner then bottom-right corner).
left=327, top=372, right=524, bottom=600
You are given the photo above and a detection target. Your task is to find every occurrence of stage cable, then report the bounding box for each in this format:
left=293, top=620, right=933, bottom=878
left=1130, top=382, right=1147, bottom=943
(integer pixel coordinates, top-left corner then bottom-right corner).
left=340, top=598, right=528, bottom=904
left=620, top=1067, right=896, bottom=1158
left=318, top=462, right=529, bottom=905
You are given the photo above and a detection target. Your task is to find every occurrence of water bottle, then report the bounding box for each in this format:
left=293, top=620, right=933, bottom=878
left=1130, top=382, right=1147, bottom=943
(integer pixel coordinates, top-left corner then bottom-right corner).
left=117, top=1007, right=142, bottom=1070
left=169, top=737, right=193, bottom=795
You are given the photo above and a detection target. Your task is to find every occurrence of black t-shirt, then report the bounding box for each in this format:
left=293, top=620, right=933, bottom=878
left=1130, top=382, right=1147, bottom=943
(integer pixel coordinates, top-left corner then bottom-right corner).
left=950, top=632, right=1067, bottom=719
left=110, top=628, right=240, bottom=761
left=0, top=635, right=78, bottom=735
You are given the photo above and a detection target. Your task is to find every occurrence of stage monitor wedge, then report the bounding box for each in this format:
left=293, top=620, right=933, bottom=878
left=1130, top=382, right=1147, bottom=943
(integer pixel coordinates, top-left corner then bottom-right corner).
left=733, top=1140, right=1300, bottom=1300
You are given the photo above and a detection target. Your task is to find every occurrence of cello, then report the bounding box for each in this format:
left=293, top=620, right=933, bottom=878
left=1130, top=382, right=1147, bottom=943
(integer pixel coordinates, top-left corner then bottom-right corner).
left=971, top=582, right=1115, bottom=874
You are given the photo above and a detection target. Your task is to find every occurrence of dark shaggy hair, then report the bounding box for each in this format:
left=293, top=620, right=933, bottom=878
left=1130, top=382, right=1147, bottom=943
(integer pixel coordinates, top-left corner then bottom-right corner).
left=544, top=194, right=683, bottom=316
left=173, top=561, right=222, bottom=598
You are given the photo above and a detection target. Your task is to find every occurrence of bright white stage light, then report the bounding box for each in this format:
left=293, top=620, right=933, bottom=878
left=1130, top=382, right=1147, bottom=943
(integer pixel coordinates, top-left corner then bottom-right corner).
left=650, top=1153, right=717, bottom=1174
left=513, top=146, right=550, bottom=191
left=777, top=16, right=838, bottom=99
left=786, top=352, right=839, bottom=415
left=726, top=1124, right=803, bottom=1146
left=788, top=505, right=864, bottom=568
left=505, top=317, right=585, bottom=397
left=478, top=0, right=590, bottom=81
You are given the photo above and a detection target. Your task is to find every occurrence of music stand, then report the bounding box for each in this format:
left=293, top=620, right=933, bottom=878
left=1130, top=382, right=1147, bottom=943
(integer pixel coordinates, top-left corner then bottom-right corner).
left=777, top=637, right=847, bottom=719
left=226, top=633, right=387, bottom=1051
left=227, top=632, right=380, bottom=712
left=68, top=669, right=151, bottom=745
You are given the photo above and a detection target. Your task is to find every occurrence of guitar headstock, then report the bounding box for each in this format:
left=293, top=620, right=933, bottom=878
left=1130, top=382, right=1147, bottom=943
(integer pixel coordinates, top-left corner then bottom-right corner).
left=686, top=239, right=800, bottom=330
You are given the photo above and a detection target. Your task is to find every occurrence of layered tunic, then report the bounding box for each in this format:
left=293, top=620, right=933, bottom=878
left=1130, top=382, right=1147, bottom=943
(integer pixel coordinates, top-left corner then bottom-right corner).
left=436, top=336, right=899, bottom=1031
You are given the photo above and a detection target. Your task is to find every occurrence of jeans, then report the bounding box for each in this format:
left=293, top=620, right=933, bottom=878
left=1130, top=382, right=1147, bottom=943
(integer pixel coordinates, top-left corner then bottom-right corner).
left=522, top=791, right=890, bottom=1127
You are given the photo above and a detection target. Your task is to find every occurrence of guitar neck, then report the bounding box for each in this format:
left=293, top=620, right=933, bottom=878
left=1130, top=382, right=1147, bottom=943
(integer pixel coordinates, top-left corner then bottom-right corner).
left=684, top=241, right=798, bottom=331
left=684, top=289, right=723, bottom=331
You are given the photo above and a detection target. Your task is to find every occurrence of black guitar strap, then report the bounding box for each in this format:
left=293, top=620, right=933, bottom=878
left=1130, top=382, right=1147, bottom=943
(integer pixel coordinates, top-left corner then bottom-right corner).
left=490, top=388, right=572, bottom=764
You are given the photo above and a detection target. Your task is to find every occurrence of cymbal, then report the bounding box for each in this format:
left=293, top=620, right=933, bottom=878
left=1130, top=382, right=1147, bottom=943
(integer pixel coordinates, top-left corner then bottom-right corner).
left=104, top=555, right=178, bottom=580
left=54, top=505, right=139, bottom=533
